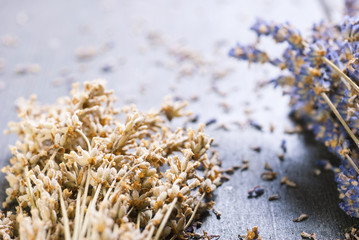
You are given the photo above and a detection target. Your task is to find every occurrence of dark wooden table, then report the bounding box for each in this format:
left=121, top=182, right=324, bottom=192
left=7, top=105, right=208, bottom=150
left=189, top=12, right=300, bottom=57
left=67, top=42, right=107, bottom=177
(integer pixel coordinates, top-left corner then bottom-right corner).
left=0, top=0, right=358, bottom=239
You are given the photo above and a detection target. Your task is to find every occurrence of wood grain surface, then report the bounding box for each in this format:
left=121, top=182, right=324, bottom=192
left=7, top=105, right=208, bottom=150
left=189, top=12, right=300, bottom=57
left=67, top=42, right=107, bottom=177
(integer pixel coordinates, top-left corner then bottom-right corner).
left=0, top=0, right=358, bottom=239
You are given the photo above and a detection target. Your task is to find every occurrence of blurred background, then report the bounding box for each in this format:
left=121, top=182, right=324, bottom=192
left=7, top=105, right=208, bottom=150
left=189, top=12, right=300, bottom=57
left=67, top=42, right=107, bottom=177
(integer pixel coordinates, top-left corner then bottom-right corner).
left=0, top=0, right=357, bottom=238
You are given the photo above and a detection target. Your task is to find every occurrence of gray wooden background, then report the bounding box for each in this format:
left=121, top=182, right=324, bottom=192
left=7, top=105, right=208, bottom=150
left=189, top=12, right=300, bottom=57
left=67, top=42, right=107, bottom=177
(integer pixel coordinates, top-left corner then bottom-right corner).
left=0, top=0, right=357, bottom=239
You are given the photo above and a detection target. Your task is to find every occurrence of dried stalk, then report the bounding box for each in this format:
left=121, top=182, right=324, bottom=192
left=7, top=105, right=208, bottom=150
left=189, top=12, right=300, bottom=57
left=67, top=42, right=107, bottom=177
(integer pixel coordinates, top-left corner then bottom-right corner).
left=154, top=197, right=178, bottom=240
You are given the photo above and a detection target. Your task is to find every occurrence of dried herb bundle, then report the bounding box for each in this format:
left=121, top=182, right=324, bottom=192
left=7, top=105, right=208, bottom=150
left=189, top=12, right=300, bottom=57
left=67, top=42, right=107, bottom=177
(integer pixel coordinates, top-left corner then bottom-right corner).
left=0, top=80, right=223, bottom=240
left=229, top=0, right=359, bottom=218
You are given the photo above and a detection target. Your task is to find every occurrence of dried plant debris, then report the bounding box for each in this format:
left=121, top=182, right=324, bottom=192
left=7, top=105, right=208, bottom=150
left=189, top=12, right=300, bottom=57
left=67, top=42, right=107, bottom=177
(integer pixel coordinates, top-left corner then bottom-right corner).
left=269, top=123, right=275, bottom=133
left=222, top=165, right=240, bottom=175
left=264, top=162, right=272, bottom=171
left=161, top=95, right=192, bottom=121
left=189, top=95, right=199, bottom=102
left=189, top=115, right=199, bottom=123
left=301, top=231, right=317, bottom=239
left=280, top=139, right=287, bottom=153
left=249, top=120, right=262, bottom=131
left=344, top=226, right=359, bottom=239
left=75, top=45, right=97, bottom=60
left=248, top=186, right=264, bottom=198
left=210, top=85, right=227, bottom=97
left=101, top=63, right=114, bottom=73
left=313, top=168, right=321, bottom=176
left=317, top=159, right=333, bottom=170
left=14, top=63, right=41, bottom=75
left=211, top=208, right=221, bottom=219
left=212, top=68, right=233, bottom=81
left=146, top=30, right=234, bottom=82
left=205, top=118, right=217, bottom=126
left=250, top=146, right=261, bottom=153
left=233, top=120, right=245, bottom=129
left=268, top=194, right=280, bottom=201
left=147, top=31, right=165, bottom=46
left=284, top=126, right=303, bottom=135
left=0, top=80, right=225, bottom=240
left=238, top=227, right=262, bottom=240
left=293, top=214, right=309, bottom=222
left=241, top=160, right=249, bottom=171
left=281, top=176, right=298, bottom=188
left=172, top=222, right=219, bottom=240
left=52, top=77, right=65, bottom=87
left=260, top=171, right=277, bottom=181
left=215, top=123, right=230, bottom=131
left=1, top=34, right=18, bottom=47
left=244, top=108, right=252, bottom=116
left=219, top=102, right=230, bottom=113
left=168, top=44, right=206, bottom=67
left=188, top=230, right=220, bottom=240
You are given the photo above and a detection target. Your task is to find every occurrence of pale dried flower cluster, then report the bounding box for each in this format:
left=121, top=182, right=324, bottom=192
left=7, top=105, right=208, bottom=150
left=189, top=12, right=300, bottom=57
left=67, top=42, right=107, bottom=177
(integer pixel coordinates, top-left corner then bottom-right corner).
left=0, top=80, right=224, bottom=240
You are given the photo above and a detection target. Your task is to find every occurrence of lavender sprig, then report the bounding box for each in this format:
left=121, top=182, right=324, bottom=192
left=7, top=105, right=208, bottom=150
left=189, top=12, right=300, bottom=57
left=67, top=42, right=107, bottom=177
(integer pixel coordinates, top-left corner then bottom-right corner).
left=230, top=1, right=359, bottom=217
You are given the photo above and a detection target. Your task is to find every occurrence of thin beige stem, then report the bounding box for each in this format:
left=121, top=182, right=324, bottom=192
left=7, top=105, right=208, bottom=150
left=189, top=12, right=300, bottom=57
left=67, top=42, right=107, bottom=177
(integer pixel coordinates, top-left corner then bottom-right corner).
left=184, top=193, right=205, bottom=229
left=91, top=222, right=97, bottom=240
left=145, top=225, right=155, bottom=240
left=126, top=206, right=134, bottom=217
left=112, top=135, right=128, bottom=153
left=169, top=193, right=206, bottom=240
left=345, top=154, right=359, bottom=175
left=42, top=149, right=59, bottom=174
left=154, top=197, right=178, bottom=240
left=302, top=41, right=359, bottom=92
left=321, top=92, right=359, bottom=173
left=79, top=183, right=102, bottom=240
left=322, top=57, right=359, bottom=93
left=302, top=41, right=359, bottom=174
left=72, top=187, right=82, bottom=240
left=104, top=168, right=125, bottom=201
left=108, top=162, right=147, bottom=199
left=76, top=129, right=91, bottom=151
left=86, top=227, right=91, bottom=240
left=113, top=224, right=119, bottom=235
left=73, top=162, right=79, bottom=177
left=46, top=228, right=52, bottom=240
left=24, top=167, right=36, bottom=209
left=58, top=185, right=71, bottom=240
left=77, top=169, right=91, bottom=239
left=321, top=93, right=359, bottom=146
left=136, top=212, right=141, bottom=229
left=100, top=163, right=143, bottom=221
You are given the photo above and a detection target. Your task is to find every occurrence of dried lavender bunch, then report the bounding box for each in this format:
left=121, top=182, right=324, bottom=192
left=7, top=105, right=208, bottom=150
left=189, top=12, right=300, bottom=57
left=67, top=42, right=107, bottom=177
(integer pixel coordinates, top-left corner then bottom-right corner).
left=0, top=80, right=223, bottom=240
left=229, top=1, right=359, bottom=217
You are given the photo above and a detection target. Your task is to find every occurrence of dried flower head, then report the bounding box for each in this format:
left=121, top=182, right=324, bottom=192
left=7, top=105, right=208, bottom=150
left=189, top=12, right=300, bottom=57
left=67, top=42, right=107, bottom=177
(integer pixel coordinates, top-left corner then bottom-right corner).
left=239, top=226, right=262, bottom=240
left=1, top=80, right=224, bottom=239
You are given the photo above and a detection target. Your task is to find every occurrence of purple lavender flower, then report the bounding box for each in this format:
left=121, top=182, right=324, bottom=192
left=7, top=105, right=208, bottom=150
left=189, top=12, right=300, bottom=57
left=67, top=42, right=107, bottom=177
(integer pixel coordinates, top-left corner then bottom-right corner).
left=229, top=3, right=359, bottom=217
